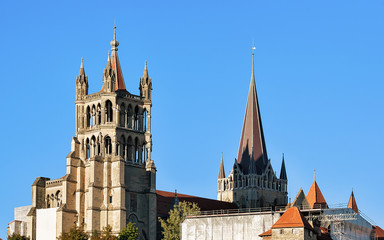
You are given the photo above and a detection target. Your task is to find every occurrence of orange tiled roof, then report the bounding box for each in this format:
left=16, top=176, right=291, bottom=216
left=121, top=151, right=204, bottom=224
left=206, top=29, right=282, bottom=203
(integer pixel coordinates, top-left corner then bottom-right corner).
left=259, top=229, right=272, bottom=237
left=110, top=51, right=126, bottom=91
left=375, top=226, right=384, bottom=238
left=306, top=180, right=328, bottom=209
left=156, top=190, right=237, bottom=217
left=271, top=207, right=314, bottom=230
left=347, top=191, right=358, bottom=213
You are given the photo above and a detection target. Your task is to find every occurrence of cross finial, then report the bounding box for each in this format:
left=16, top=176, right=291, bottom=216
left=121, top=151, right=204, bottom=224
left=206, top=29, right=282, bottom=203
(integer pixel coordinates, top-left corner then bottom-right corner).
left=314, top=169, right=316, bottom=181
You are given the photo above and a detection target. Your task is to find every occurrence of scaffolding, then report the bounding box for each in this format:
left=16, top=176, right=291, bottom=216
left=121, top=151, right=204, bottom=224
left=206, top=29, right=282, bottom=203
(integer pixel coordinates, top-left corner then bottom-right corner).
left=305, top=210, right=358, bottom=240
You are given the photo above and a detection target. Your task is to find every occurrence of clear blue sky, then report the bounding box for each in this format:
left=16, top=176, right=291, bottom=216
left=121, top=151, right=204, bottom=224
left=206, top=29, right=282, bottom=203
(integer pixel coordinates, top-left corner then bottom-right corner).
left=0, top=0, right=383, bottom=238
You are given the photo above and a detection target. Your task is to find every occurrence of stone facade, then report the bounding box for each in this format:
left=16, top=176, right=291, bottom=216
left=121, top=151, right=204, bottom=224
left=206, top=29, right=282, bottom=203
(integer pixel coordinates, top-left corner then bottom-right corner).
left=270, top=228, right=317, bottom=240
left=17, top=28, right=157, bottom=240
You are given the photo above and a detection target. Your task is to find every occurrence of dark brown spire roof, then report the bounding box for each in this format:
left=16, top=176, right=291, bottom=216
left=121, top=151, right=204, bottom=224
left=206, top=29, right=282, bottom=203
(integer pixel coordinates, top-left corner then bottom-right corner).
left=237, top=53, right=267, bottom=174
left=280, top=154, right=287, bottom=180
left=306, top=180, right=328, bottom=209
left=347, top=191, right=358, bottom=213
left=218, top=153, right=225, bottom=179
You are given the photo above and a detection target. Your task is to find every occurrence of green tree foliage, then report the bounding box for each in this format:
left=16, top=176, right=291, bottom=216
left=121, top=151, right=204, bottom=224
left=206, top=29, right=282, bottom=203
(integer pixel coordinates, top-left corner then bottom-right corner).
left=58, top=223, right=138, bottom=240
left=118, top=222, right=139, bottom=240
left=57, top=226, right=89, bottom=240
left=158, top=201, right=200, bottom=240
left=88, top=225, right=118, bottom=240
left=7, top=233, right=30, bottom=240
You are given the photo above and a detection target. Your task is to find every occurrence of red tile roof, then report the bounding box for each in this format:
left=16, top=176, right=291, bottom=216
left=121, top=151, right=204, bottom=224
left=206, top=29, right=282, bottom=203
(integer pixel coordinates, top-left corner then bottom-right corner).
left=259, top=229, right=272, bottom=237
left=306, top=180, right=328, bottom=209
left=271, top=207, right=314, bottom=230
left=347, top=191, right=358, bottom=213
left=375, top=226, right=384, bottom=238
left=156, top=190, right=238, bottom=217
left=110, top=51, right=126, bottom=91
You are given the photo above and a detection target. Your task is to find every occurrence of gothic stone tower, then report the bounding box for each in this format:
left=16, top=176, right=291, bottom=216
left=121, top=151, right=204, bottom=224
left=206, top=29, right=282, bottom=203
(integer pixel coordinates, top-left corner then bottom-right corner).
left=27, top=28, right=156, bottom=240
left=217, top=52, right=288, bottom=208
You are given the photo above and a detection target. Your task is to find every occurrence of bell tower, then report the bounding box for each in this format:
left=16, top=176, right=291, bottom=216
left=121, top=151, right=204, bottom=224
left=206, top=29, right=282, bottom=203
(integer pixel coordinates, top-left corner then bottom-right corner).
left=28, top=26, right=157, bottom=240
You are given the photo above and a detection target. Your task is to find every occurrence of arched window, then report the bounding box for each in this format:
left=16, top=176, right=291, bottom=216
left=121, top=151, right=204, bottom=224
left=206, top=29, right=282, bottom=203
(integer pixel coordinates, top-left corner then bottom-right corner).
left=105, top=136, right=112, bottom=155
left=51, top=194, right=55, bottom=208
left=143, top=109, right=147, bottom=132
left=86, top=106, right=91, bottom=127
left=91, top=136, right=96, bottom=157
left=86, top=138, right=90, bottom=159
left=46, top=195, right=50, bottom=208
left=120, top=103, right=126, bottom=127
left=134, top=106, right=139, bottom=131
left=56, top=191, right=62, bottom=207
left=91, top=105, right=96, bottom=127
left=135, top=138, right=139, bottom=163
left=121, top=137, right=126, bottom=160
left=127, top=136, right=133, bottom=162
left=142, top=142, right=147, bottom=163
left=97, top=136, right=101, bottom=156
left=105, top=100, right=113, bottom=122
left=97, top=104, right=101, bottom=125
left=127, top=105, right=133, bottom=129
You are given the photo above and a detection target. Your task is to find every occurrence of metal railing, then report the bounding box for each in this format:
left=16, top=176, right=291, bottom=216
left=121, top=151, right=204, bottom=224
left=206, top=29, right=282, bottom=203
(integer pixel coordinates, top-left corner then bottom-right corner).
left=186, top=206, right=279, bottom=217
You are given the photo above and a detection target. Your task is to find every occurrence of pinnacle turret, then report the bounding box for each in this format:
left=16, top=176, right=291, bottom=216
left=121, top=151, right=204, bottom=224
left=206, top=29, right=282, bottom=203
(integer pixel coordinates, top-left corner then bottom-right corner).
left=218, top=153, right=225, bottom=179
left=280, top=153, right=287, bottom=180
left=140, top=60, right=152, bottom=100
left=76, top=58, right=88, bottom=100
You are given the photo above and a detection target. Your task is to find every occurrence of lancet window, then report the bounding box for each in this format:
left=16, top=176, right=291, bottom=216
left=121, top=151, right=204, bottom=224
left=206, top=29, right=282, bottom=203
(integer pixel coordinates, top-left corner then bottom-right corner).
left=105, top=136, right=112, bottom=155
left=120, top=103, right=126, bottom=127
left=127, top=105, right=133, bottom=129
left=86, top=106, right=91, bottom=127
left=134, top=106, right=139, bottom=131
left=143, top=109, right=147, bottom=132
left=106, top=100, right=113, bottom=122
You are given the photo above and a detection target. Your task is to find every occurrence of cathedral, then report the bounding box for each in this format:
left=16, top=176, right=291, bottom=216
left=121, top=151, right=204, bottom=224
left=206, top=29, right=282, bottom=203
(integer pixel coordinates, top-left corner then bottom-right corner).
left=9, top=28, right=383, bottom=240
left=20, top=27, right=157, bottom=240
left=217, top=51, right=288, bottom=208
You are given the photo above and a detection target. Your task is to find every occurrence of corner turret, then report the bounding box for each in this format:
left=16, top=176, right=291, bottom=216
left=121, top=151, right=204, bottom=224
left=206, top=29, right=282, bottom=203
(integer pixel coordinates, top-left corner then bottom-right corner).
left=75, top=58, right=88, bottom=100
left=140, top=60, right=152, bottom=100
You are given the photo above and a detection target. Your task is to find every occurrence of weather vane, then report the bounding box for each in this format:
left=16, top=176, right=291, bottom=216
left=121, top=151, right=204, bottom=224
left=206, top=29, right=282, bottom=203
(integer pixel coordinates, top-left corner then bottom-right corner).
left=252, top=39, right=256, bottom=54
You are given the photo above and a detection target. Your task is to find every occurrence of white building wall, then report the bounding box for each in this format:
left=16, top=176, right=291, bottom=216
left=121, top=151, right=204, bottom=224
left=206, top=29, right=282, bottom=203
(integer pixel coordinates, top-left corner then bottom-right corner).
left=36, top=207, right=58, bottom=240
left=181, top=212, right=281, bottom=240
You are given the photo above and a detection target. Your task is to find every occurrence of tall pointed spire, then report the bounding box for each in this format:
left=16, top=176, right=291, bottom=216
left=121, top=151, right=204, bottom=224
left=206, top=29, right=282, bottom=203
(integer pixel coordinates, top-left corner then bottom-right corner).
left=280, top=153, right=287, bottom=180
left=109, top=26, right=126, bottom=91
left=237, top=48, right=268, bottom=174
left=347, top=190, right=358, bottom=213
left=218, top=153, right=225, bottom=179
